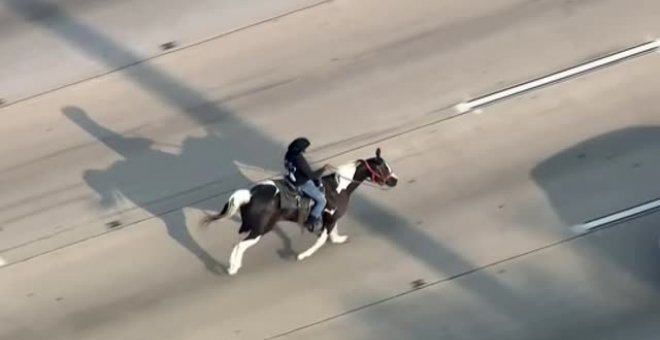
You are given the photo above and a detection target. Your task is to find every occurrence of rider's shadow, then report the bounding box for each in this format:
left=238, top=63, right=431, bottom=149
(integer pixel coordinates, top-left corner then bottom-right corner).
left=63, top=106, right=297, bottom=273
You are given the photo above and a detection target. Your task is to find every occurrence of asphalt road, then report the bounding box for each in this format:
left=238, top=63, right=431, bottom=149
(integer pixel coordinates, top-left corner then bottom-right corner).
left=1, top=0, right=660, bottom=339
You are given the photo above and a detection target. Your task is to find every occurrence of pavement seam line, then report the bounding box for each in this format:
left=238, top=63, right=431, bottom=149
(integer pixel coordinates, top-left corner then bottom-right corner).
left=263, top=212, right=656, bottom=339
left=0, top=0, right=333, bottom=110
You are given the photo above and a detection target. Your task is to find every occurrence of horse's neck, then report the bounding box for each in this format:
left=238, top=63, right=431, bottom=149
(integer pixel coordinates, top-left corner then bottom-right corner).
left=327, top=161, right=361, bottom=193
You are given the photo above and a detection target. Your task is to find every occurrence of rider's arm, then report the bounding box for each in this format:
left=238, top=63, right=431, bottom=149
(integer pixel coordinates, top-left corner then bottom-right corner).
left=295, top=154, right=318, bottom=181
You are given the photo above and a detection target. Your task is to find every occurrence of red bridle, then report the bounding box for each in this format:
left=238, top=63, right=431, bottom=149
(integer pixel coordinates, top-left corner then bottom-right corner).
left=361, top=159, right=391, bottom=185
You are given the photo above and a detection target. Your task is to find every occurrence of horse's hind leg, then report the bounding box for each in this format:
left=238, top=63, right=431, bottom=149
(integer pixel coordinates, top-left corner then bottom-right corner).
left=238, top=223, right=251, bottom=239
left=227, top=230, right=261, bottom=276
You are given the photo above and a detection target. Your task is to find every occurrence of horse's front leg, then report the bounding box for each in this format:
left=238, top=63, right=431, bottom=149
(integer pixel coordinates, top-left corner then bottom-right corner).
left=329, top=222, right=348, bottom=244
left=297, top=230, right=328, bottom=261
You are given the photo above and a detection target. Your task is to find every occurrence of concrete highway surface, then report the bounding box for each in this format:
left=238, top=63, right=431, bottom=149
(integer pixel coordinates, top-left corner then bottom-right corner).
left=1, top=0, right=660, bottom=339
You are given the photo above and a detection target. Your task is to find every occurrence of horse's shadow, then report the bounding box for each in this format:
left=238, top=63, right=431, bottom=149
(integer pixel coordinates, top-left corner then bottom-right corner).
left=272, top=225, right=298, bottom=260
left=3, top=0, right=301, bottom=275
left=63, top=106, right=296, bottom=274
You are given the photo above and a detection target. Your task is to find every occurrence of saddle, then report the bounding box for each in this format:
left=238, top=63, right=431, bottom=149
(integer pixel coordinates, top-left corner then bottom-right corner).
left=272, top=179, right=325, bottom=226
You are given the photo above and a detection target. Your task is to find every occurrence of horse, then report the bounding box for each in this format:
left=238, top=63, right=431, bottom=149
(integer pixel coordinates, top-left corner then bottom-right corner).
left=200, top=147, right=398, bottom=275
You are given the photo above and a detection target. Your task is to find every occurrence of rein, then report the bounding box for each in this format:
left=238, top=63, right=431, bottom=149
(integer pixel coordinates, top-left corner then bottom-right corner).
left=324, top=161, right=393, bottom=190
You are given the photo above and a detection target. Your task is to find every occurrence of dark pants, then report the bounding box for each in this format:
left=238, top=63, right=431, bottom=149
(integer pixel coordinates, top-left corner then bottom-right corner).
left=299, top=180, right=327, bottom=220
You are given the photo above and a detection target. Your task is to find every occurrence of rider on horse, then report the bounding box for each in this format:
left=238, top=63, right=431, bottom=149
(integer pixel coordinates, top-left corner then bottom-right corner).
left=284, top=137, right=327, bottom=233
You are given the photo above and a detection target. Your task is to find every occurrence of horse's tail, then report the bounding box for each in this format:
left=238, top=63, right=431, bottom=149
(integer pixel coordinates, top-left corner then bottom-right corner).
left=200, top=189, right=252, bottom=227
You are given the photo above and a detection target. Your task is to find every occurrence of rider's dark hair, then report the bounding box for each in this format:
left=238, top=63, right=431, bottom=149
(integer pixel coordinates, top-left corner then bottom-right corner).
left=287, top=137, right=310, bottom=153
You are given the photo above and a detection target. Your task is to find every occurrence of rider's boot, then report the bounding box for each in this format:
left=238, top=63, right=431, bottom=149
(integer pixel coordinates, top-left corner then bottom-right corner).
left=305, top=215, right=322, bottom=234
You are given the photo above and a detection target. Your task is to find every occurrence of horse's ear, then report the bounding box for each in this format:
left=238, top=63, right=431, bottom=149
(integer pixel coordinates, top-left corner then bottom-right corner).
left=376, top=147, right=381, bottom=159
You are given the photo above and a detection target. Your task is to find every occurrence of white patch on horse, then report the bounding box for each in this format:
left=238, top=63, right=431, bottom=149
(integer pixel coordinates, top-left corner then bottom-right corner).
left=383, top=160, right=398, bottom=180
left=335, top=161, right=357, bottom=193
left=385, top=162, right=392, bottom=173
left=258, top=179, right=279, bottom=194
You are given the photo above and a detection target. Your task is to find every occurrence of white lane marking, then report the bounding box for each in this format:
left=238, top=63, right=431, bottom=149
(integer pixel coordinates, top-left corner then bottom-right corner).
left=456, top=39, right=660, bottom=113
left=571, top=198, right=660, bottom=234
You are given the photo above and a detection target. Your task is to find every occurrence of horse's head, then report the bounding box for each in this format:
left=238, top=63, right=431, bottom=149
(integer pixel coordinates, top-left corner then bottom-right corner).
left=360, top=147, right=398, bottom=187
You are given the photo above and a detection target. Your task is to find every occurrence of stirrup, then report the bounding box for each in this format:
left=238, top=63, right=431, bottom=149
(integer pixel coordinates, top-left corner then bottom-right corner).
left=305, top=217, right=322, bottom=232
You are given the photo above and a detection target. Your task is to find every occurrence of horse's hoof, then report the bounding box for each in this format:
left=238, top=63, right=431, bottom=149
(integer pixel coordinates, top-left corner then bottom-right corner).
left=227, top=267, right=239, bottom=275
left=331, top=235, right=348, bottom=244
left=297, top=254, right=308, bottom=261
